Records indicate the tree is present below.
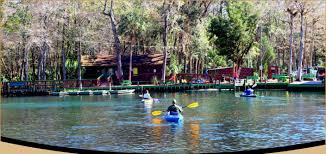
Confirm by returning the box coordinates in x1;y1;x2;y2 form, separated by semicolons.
161;0;170;83
118;1;149;81
166;54;182;82
285;3;298;78
295;1;308;81
3;3;32;81
103;0;123;82
208;1;259;79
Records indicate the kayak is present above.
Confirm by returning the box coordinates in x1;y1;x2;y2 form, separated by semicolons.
141;99;154;104
110;89;135;94
163;112;183;123
141;98;159;103
240;94;257;97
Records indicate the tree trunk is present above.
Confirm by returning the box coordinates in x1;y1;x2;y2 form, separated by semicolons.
22;36;28;81
288;14;295;77
31;46;36;80
303;20;308;69
282;48;285;68
184;54;187;73
195;58;198;74
293;45;297;71
259;26;263;82
56;34;60;80
77;40;81;88
173;32;178;55
310;22;315;67
189;54;192;74
104;0;123;82
128;34;133;81
296;11;305;81
38;47;43;80
178;33;184;73
41;42;48;80
75;9;82;89
162;0;170;83
62;12;67;81
276;37;281;67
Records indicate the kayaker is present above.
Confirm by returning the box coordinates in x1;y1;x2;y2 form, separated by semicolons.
244;87;254;95
143;90;152;99
166;99;183;115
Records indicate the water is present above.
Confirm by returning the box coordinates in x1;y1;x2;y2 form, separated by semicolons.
1;91;325;153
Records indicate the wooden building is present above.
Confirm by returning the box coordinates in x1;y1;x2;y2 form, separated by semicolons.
208;67;254;81
81;54;169;84
268;66;281;79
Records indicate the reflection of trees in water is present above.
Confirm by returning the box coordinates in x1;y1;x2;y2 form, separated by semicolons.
188;121;200;151
151;118;162;144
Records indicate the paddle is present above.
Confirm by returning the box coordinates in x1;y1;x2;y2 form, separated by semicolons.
252;83;257;88
151;102;199;116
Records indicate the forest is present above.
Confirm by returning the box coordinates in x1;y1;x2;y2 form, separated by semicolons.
0;0;325;82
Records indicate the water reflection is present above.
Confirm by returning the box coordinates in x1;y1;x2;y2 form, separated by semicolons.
170;122;183;134
144;102;152;121
151;118;162;144
189;121;200;151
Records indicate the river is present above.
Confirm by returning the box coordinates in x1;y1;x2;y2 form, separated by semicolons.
1;90;325;153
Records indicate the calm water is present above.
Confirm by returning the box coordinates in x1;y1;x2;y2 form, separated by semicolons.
1;90;325;153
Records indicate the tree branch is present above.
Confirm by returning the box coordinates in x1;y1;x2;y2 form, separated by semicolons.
103;0;109;16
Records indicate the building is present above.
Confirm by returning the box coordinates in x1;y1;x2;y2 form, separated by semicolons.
208;67;254;81
268;66;281;79
81;54;169;84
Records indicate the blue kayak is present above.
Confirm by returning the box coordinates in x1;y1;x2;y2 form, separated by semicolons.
164;112;183;123
240;94;257;97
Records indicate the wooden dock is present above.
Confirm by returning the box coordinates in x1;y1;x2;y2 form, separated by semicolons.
1;80;236;96
1;79;324;96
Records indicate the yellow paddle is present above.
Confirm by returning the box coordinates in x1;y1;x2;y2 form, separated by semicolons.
151;102;199;116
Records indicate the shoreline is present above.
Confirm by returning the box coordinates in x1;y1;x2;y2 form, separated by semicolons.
1;81;324;97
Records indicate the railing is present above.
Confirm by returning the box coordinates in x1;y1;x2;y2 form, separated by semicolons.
1;79;98;95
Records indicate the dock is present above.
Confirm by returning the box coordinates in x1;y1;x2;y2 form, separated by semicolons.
1;79;324;96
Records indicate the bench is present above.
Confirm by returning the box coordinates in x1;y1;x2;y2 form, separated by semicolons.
302;73;315;81
272;74;289;82
121;80;132;86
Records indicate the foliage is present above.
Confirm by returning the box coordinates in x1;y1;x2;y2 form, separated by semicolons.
207;49;227;68
151;75;158;85
0;0;325;82
261;36;276;68
208;1;259;66
166;54;182;76
118;3;149;39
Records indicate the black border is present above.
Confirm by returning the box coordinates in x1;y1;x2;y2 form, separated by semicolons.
1;136;325;154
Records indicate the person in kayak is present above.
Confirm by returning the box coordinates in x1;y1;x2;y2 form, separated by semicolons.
166;99;183;115
143;90;152;99
243;86;254;95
